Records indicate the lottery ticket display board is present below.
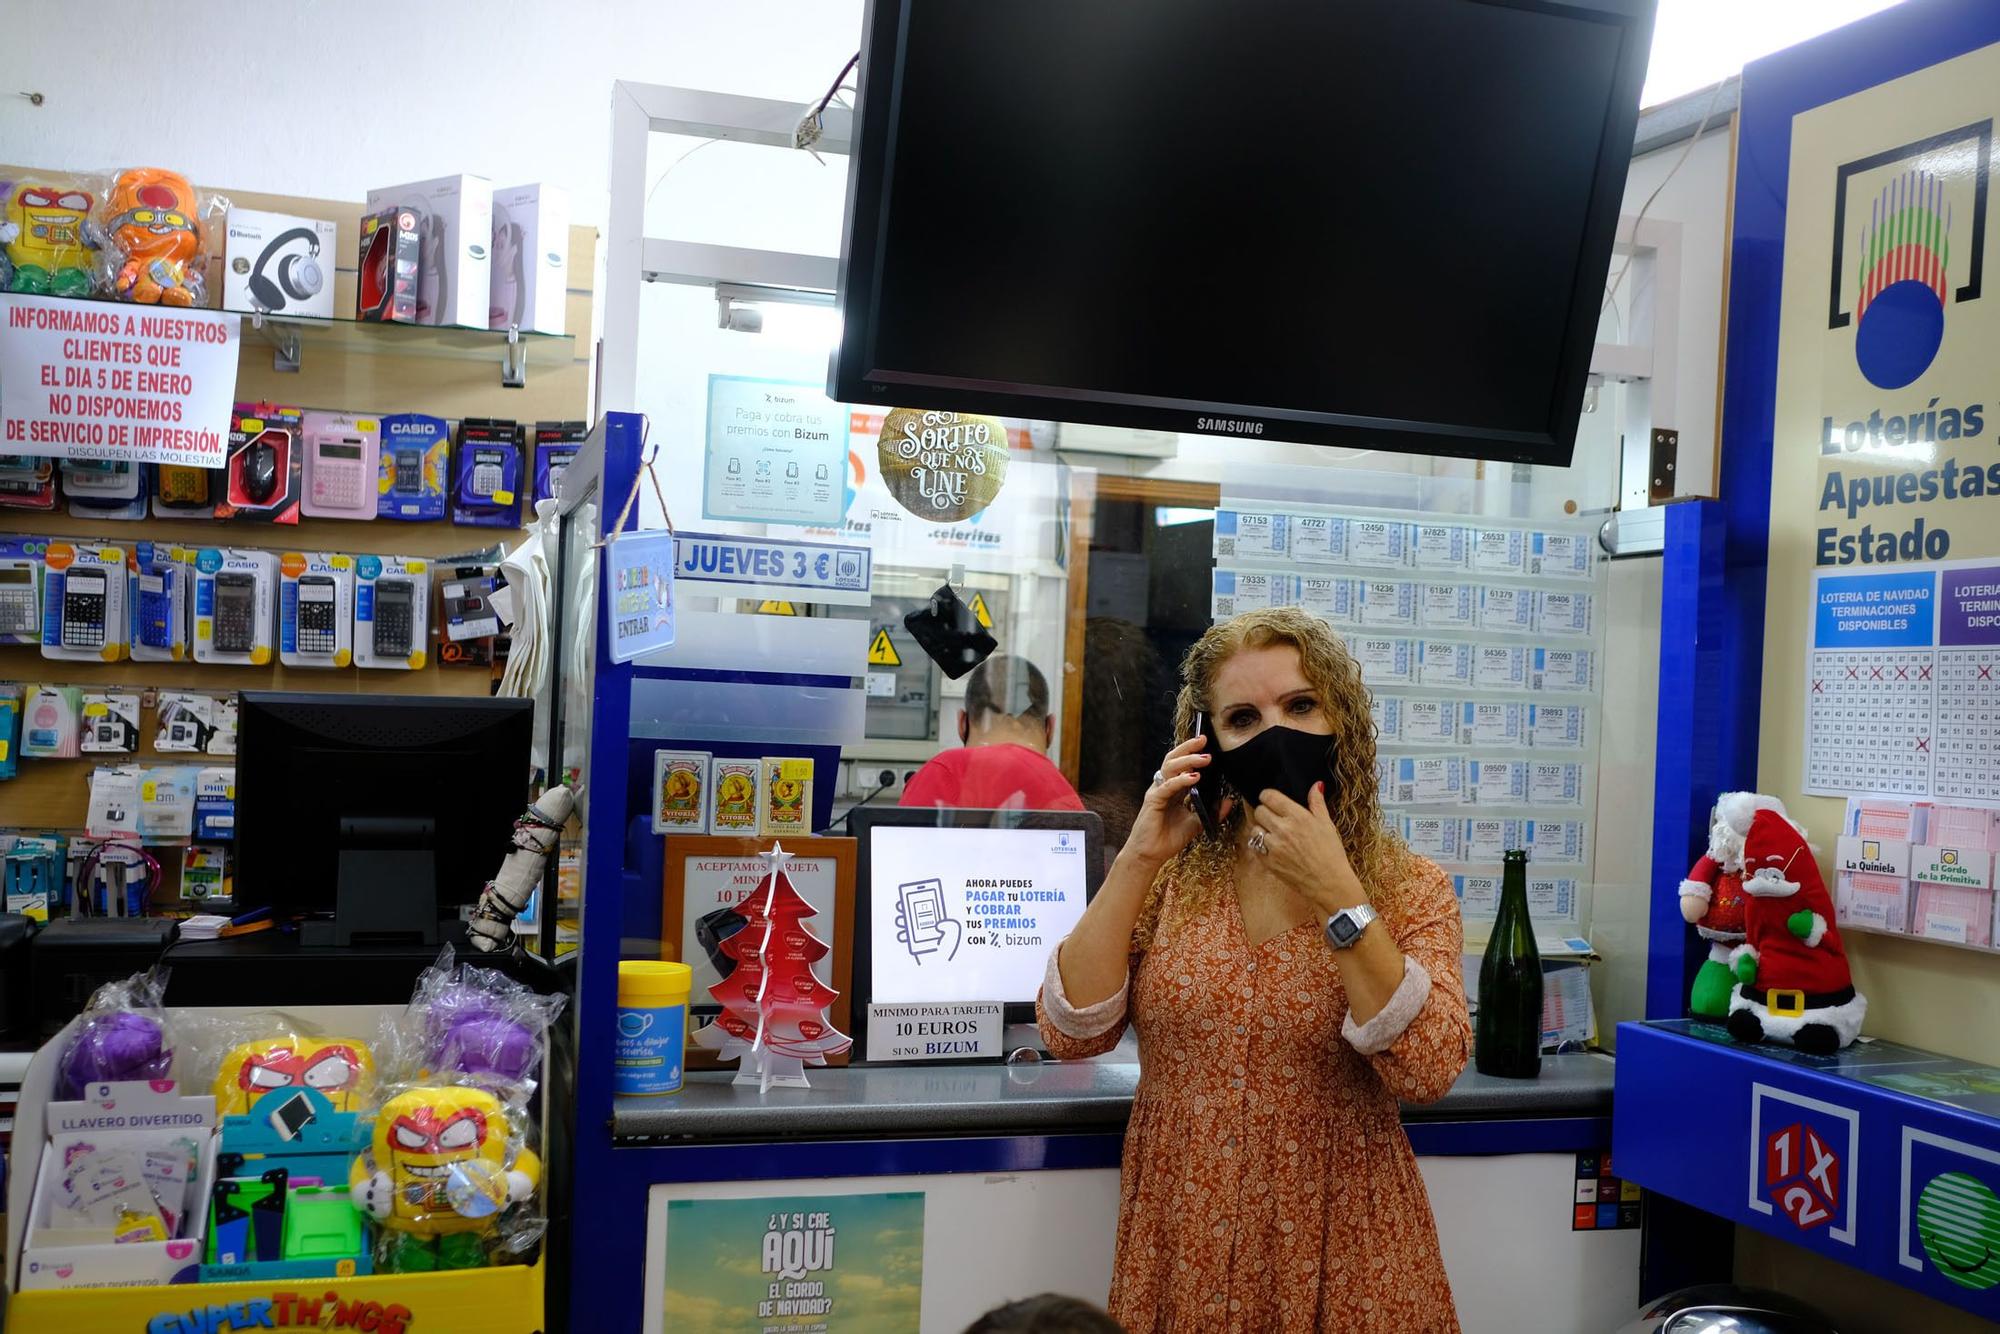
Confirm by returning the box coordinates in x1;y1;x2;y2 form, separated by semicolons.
1806;559;2000;798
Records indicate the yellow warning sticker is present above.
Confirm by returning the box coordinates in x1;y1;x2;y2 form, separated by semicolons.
969;591;993;629
867;628;902;667
757;600;797;615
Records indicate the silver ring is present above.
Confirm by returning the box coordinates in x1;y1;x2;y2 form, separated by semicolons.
1152;769;1165;784
1248;830;1269;855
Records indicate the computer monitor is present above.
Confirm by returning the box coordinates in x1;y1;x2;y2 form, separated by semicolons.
848;806;1102;1060
235;691;533;946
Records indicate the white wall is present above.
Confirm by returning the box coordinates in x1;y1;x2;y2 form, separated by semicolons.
0;0;865;228
1614;124;1735;496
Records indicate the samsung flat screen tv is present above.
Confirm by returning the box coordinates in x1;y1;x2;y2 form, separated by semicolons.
829;0;1657;467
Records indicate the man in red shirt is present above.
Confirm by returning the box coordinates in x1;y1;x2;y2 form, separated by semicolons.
899;655;1084;812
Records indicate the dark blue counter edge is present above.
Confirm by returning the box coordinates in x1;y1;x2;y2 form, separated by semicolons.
609;1115;1614;1184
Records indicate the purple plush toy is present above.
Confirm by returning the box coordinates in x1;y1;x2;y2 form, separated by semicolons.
58;1002;171;1099
434;996;538;1085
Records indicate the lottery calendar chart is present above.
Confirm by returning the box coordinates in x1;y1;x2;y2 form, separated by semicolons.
1806;562;2000;799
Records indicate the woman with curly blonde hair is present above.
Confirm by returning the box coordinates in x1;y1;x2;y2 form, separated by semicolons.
1040;607;1470;1333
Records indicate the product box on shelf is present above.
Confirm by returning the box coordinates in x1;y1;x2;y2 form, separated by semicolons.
354;555;430;670
218;403;302;524
364;174;493;327
192;548;278;666
193;767;235;842
128;541;191;663
356;207;420;323
377;413;450;520
489;183;569;335
451;418;524;527
299;410;382;521
18;1080;219;1292
222;209;337;319
20;685;82;758
653;749;712;834
707;757;763;835
531;420;586;506
40;541;129;663
278;551;356;668
759;756;813;836
78;692;140;754
0;535;48;645
437;563;502;669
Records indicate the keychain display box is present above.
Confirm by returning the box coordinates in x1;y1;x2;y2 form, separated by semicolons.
19;1081;219;1292
217;403;302;524
128;541;191;663
40;542;129;663
354;555;431;670
192;548;278;666
278;551;356;668
451;418;524;528
377;413;450;520
299;410;382;521
0;536;47;646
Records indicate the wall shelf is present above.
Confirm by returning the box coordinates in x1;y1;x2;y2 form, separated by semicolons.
246;310;572;388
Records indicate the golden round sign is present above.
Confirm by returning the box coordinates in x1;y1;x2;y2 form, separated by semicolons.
875;408;1010;522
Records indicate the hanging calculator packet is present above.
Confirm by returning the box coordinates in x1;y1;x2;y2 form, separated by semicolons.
530;420;586;506
376;413;450;521
278;551;357;669
0;536;48;646
451;418;525;528
127;541;193;663
0;454;57;511
192;547;277;666
298;409;382;522
354;554;430;670
61;457;146;522
152;459;220;517
217;402;303;524
40;541;129;663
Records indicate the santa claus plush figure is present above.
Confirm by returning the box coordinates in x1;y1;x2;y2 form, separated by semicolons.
1677;791;1771;1017
1725;801;1867;1054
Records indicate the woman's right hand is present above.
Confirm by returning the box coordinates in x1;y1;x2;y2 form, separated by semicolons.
1121;736;1221;867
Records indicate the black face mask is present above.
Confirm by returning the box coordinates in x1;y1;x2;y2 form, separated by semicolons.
1212;723;1338;809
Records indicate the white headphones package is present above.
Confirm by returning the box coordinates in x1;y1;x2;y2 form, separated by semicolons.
222;209;337;319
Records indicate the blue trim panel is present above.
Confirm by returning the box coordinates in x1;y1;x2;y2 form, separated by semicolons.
1402;1116;1611;1157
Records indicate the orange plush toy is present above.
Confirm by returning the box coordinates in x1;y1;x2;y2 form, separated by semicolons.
102;168;205;306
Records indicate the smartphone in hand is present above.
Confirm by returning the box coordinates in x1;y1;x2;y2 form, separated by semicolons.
1188;712;1224;839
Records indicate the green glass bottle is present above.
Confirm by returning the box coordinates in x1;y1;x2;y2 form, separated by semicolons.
1476;848;1543;1079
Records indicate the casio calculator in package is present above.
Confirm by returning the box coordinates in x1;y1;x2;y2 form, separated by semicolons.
377;414;448;520
372;577;415;657
300;411;382;520
296;576;339;654
212;572;259;653
450;418;523;527
60;567;109;649
0;558;41;642
394;447;425;494
154;464;215;514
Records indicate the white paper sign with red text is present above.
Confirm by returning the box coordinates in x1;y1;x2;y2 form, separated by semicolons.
0;294;239;467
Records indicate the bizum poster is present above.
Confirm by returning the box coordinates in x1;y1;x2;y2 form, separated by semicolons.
1762;39;2000;805
659;1192;924;1334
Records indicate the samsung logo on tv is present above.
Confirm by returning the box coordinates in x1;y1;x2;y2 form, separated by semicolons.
1196;416;1263;435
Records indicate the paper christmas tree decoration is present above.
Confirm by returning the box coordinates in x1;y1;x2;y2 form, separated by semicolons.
693;844;852;1090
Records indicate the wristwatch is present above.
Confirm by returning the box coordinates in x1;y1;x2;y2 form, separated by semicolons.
1324;904;1377;950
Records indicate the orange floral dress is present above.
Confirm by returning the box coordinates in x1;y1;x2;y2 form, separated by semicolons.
1038;848;1470;1333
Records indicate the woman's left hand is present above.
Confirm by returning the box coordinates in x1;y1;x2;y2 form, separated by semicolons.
1251;783;1366;915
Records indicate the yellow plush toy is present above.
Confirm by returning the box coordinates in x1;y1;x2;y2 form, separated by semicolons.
213;1037;375;1115
350;1085;541;1272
